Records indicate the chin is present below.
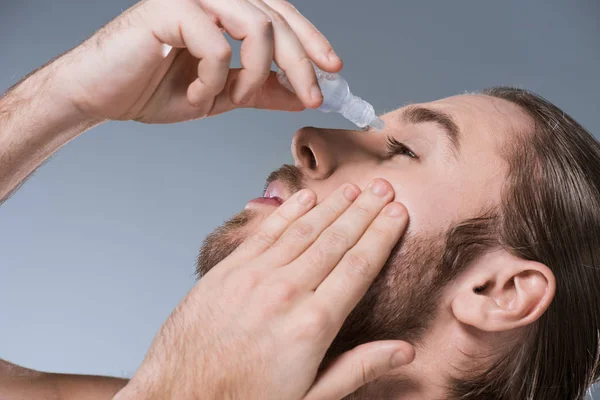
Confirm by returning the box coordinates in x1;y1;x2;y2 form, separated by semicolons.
196;208;270;279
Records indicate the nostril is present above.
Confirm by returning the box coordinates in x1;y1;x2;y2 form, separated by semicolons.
300;145;317;170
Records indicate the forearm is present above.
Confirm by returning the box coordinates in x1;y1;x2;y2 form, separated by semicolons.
0;359;127;400
51;373;128;400
0;55;103;203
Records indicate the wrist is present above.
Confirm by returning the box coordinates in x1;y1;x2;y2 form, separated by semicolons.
2;54;104;143
31;53;105;133
0;54;104;201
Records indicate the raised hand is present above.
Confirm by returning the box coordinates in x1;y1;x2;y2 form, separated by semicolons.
115;179;414;400
58;0;343;123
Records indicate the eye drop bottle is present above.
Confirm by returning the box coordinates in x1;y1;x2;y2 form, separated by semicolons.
276;64;385;131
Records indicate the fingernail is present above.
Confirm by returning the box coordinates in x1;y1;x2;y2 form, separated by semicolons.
391;351;408;368
297;190;314;205
369;179;390;197
310;84;322;101
328;49;341;63
385;203;405;217
343;185;360;201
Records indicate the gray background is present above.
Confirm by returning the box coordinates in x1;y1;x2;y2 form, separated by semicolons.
1;0;599;397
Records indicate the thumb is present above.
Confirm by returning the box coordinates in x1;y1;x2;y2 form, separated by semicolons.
303;341;415;400
208;69;306;116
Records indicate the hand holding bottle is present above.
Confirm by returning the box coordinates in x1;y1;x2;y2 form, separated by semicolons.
57;0;343;124
277;63;385;130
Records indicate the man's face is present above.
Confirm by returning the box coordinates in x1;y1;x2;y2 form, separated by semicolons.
196;94;529;364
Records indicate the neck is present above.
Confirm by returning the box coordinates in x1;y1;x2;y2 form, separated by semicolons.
348;307;498;399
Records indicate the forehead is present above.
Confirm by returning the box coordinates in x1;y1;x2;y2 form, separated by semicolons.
397;93;531;151
383;94;532;222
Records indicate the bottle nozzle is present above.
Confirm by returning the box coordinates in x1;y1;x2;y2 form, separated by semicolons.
368;117;385;131
339;94;382;130
277;64;384;131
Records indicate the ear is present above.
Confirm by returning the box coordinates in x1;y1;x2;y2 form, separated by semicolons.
450;250;556;332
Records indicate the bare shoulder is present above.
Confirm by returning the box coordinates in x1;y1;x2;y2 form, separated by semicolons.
0;358;128;400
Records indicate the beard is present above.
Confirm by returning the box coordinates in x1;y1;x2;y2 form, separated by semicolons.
195;209;252;278
195;165;470;397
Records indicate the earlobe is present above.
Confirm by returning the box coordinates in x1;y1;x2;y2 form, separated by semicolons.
450;251;556;333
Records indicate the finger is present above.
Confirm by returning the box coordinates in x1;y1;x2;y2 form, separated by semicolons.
150;2;231;109
208;69;305;116
304;341;415;400
171;3;232;107
315;202;408;319
196;0;275;106
246;0;323;109
281;179;394;289
254;183;360;269
227;189;317;265
261;0;343;73
224;7;274;105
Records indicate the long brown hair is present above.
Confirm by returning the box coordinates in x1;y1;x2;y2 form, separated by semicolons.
449;87;600;399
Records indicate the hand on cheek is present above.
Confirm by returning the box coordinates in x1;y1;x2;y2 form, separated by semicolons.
115;179;414;400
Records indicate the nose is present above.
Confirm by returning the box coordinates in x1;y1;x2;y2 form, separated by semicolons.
291;127;337;180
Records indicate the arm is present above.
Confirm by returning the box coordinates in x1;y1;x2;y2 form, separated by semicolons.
0;56;102;203
2;0;378;398
0;358;127;400
1;0;340;204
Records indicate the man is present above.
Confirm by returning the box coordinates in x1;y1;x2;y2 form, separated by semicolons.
1;0;599;399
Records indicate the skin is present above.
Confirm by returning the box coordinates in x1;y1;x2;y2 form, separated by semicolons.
0;0;557;398
1;0;410;398
195;94;558;399
239;94;514;246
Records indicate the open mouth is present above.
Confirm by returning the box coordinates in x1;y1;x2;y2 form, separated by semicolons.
262;179;288;205
245;179;290;209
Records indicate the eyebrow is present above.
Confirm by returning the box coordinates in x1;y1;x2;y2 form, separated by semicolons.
399;105;461;152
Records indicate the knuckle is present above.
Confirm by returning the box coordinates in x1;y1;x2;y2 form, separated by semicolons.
370;225;388;239
251;230;277;247
345;252;373;278
253;13;274;32
296;306;331;339
209;43;232;62
354;203;372;218
268;10;287;26
235;268;262;293
277;206;297;224
256;12;273;27
306;27;328;44
320;201;341;218
279;0;299;14
323;229;350;250
279;53;311;72
359;361;379;384
231;96;245;106
303;245;326;269
231;91;255;106
297;54;313;68
266;280;297;305
291;221;314;240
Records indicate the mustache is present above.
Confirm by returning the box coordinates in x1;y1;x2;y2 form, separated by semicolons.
264;164;306;197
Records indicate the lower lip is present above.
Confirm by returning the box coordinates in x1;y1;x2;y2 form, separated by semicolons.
245;197;283;208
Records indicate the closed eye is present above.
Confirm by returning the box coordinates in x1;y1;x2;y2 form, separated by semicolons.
386;136;419;159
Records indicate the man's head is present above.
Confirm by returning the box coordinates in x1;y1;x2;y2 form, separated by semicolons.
196;88;600;399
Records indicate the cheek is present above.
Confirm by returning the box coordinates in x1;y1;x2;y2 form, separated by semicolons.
310;175;374;204
392;181;467;235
